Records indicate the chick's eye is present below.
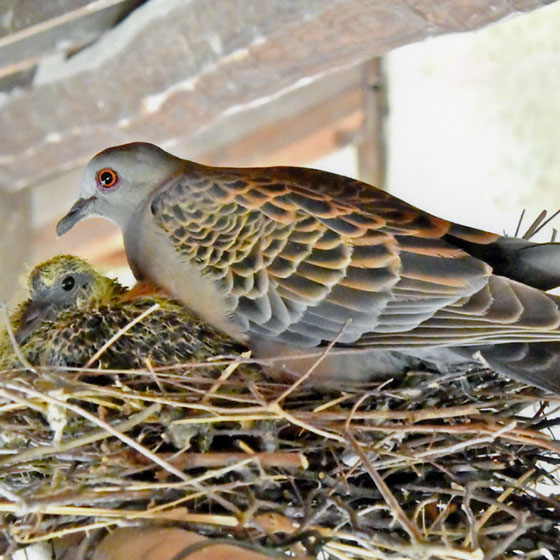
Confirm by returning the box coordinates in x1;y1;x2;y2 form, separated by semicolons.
61;275;75;291
97;168;118;188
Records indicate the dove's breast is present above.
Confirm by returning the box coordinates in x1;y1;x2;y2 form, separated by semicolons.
123;207;248;342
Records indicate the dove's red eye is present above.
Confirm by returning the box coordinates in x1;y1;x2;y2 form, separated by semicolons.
97;168;118;189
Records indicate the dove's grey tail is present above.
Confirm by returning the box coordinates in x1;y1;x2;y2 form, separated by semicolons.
440;231;560;393
477;342;560;395
472;291;560;395
445;233;560;291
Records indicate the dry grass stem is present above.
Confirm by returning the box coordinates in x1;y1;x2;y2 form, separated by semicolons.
0;341;559;559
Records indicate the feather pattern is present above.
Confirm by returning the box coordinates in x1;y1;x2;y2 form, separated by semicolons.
151;163;560;348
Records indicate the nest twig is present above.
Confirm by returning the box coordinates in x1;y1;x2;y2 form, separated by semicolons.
0;354;558;559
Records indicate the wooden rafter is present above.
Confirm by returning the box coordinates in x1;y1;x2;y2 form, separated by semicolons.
1;0;552;191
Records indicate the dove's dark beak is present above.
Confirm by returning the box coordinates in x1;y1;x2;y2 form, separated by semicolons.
56;196;96;236
15;301;55;344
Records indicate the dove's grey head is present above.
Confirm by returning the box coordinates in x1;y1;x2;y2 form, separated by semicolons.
56;142;184;236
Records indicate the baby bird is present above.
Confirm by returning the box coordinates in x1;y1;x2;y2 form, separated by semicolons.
0;255;244;370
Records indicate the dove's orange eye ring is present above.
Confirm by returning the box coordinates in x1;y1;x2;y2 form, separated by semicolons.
97;168;118;189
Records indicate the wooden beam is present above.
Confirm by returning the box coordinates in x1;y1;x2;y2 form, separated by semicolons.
203;88;363;167
0;188;32;302
357;58;388;188
0;1;145;79
34;217;123;266
0;1;118;40
174;66;363;165
0;0;551;191
242;111;362;168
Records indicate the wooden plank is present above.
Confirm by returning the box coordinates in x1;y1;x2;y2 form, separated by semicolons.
0;0;552;191
203;89;363;167
240;111;362;168
0;188;32;302
34;217;123;265
357;58;388;188
0;0;131;42
173;66;363;164
0;0;145;79
0;66;35;93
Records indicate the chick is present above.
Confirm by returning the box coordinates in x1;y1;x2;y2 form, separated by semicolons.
0;255;244;370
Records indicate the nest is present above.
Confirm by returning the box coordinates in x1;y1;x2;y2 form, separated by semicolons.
0;351;559;560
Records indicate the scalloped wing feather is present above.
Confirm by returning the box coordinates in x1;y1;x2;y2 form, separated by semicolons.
150;164;560;349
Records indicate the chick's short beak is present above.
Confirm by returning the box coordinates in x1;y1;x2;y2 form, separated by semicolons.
56;196;96;236
15;301;55;344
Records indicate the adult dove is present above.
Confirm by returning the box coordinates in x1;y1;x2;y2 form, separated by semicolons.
0;255;243;370
57;143;560;392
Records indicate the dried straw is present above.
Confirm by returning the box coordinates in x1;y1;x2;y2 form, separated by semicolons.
0;354;558;559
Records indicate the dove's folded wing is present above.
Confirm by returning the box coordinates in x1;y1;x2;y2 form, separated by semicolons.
147;166;560;350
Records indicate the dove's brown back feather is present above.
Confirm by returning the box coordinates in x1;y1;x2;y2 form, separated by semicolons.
150;163;560;352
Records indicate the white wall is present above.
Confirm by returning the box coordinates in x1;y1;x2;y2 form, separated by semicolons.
385;2;560;241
